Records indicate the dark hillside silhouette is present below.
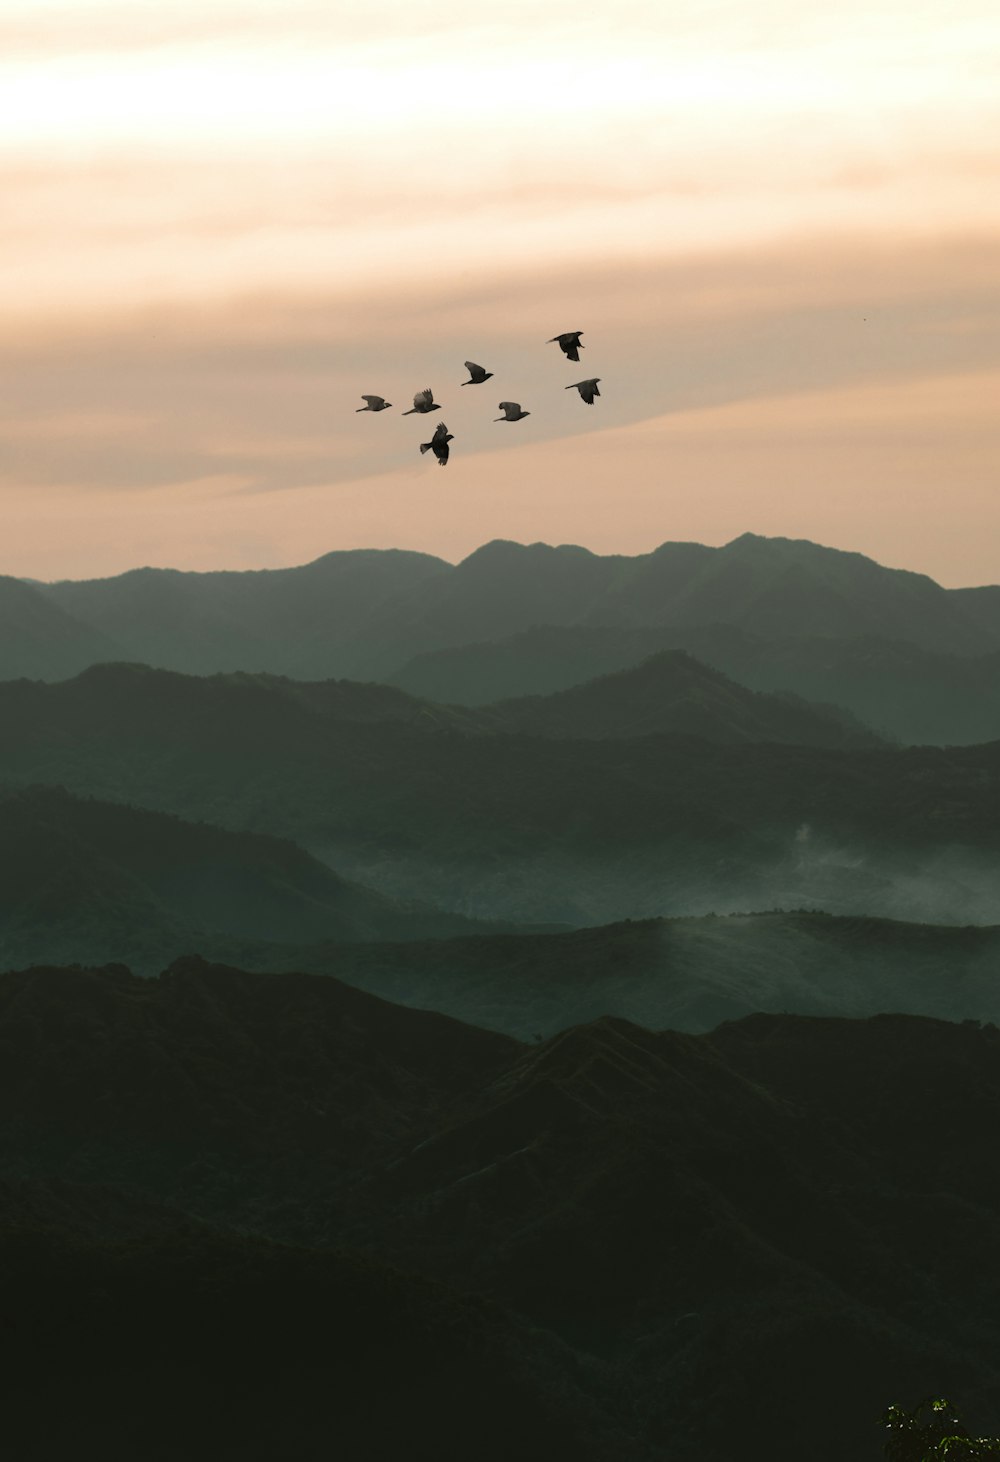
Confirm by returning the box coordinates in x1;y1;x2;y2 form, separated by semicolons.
0;1219;615;1462
3;962;1000;1462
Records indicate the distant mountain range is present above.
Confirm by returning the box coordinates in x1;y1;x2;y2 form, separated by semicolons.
6;534;999;687
1;663;997;925
4;960;1000;1461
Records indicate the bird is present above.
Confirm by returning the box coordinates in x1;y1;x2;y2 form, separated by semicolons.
402;387;440;415
567;378;601;404
548;331;584;362
355;394;392;412
461;361;493;385
420;420;453;465
495;402;530;422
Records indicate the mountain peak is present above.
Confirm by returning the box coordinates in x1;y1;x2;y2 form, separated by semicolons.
457;539;598;570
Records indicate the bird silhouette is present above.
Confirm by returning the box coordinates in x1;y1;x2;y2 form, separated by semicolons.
420;420;453;465
355;394;392;412
461;361;493;385
567;378;601;404
548;331;584;362
495;402;530;422
403;387;441;415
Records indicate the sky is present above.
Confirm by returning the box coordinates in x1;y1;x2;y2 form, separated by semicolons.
2;0;998;585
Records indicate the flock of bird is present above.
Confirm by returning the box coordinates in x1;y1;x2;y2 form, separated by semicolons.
355;330;601;466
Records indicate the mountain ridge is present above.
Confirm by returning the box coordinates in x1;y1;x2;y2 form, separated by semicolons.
8;533;995;684
389;623;1000;744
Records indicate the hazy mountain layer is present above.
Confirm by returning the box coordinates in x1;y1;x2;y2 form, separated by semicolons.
5;790;998;1032
391;623;1000;746
35;546;448;678
217;911;1000;1039
1;666;997;924
0;575;120;681
484;650;882;747
14;533;998;684
0;785;503;971
4;960;1000;1462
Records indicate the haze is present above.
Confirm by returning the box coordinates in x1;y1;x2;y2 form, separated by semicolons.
2;0;998;584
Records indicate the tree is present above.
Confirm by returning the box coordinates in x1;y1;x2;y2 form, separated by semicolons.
884;1398;1000;1462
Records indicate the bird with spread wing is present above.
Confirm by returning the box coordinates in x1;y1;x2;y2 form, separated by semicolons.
567;378;601;404
495;402;530;422
461;362;493;385
419;420;453;465
402;387;441;415
355;394;392;412
548;331;584;362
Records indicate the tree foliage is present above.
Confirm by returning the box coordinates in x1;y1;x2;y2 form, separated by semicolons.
884;1399;1000;1462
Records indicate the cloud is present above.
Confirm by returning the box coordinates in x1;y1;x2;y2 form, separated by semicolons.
1;0;997;582
1;230;997;496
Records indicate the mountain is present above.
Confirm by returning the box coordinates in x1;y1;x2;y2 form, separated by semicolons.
1;666;998;924
389;624;1000;746
0;785;501;972
0;575;121;680
485;650;883;748
348;533;1000;675
1;1213;616;1462
950;583;1000;643
4;959;1000;1461
36;546;449;678
6;794;999;1032
0;653;881;758
388;623;689;703
13;534;998;684
230;911;1000;1039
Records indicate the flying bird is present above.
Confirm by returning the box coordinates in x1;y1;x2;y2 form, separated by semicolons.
355;394;392;412
420;420;453;466
548;331;584;362
402;387;441;415
495;402;530;422
567;378;601;404
461;361;493;385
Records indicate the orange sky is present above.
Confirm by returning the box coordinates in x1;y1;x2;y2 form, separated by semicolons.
2;0;999;584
